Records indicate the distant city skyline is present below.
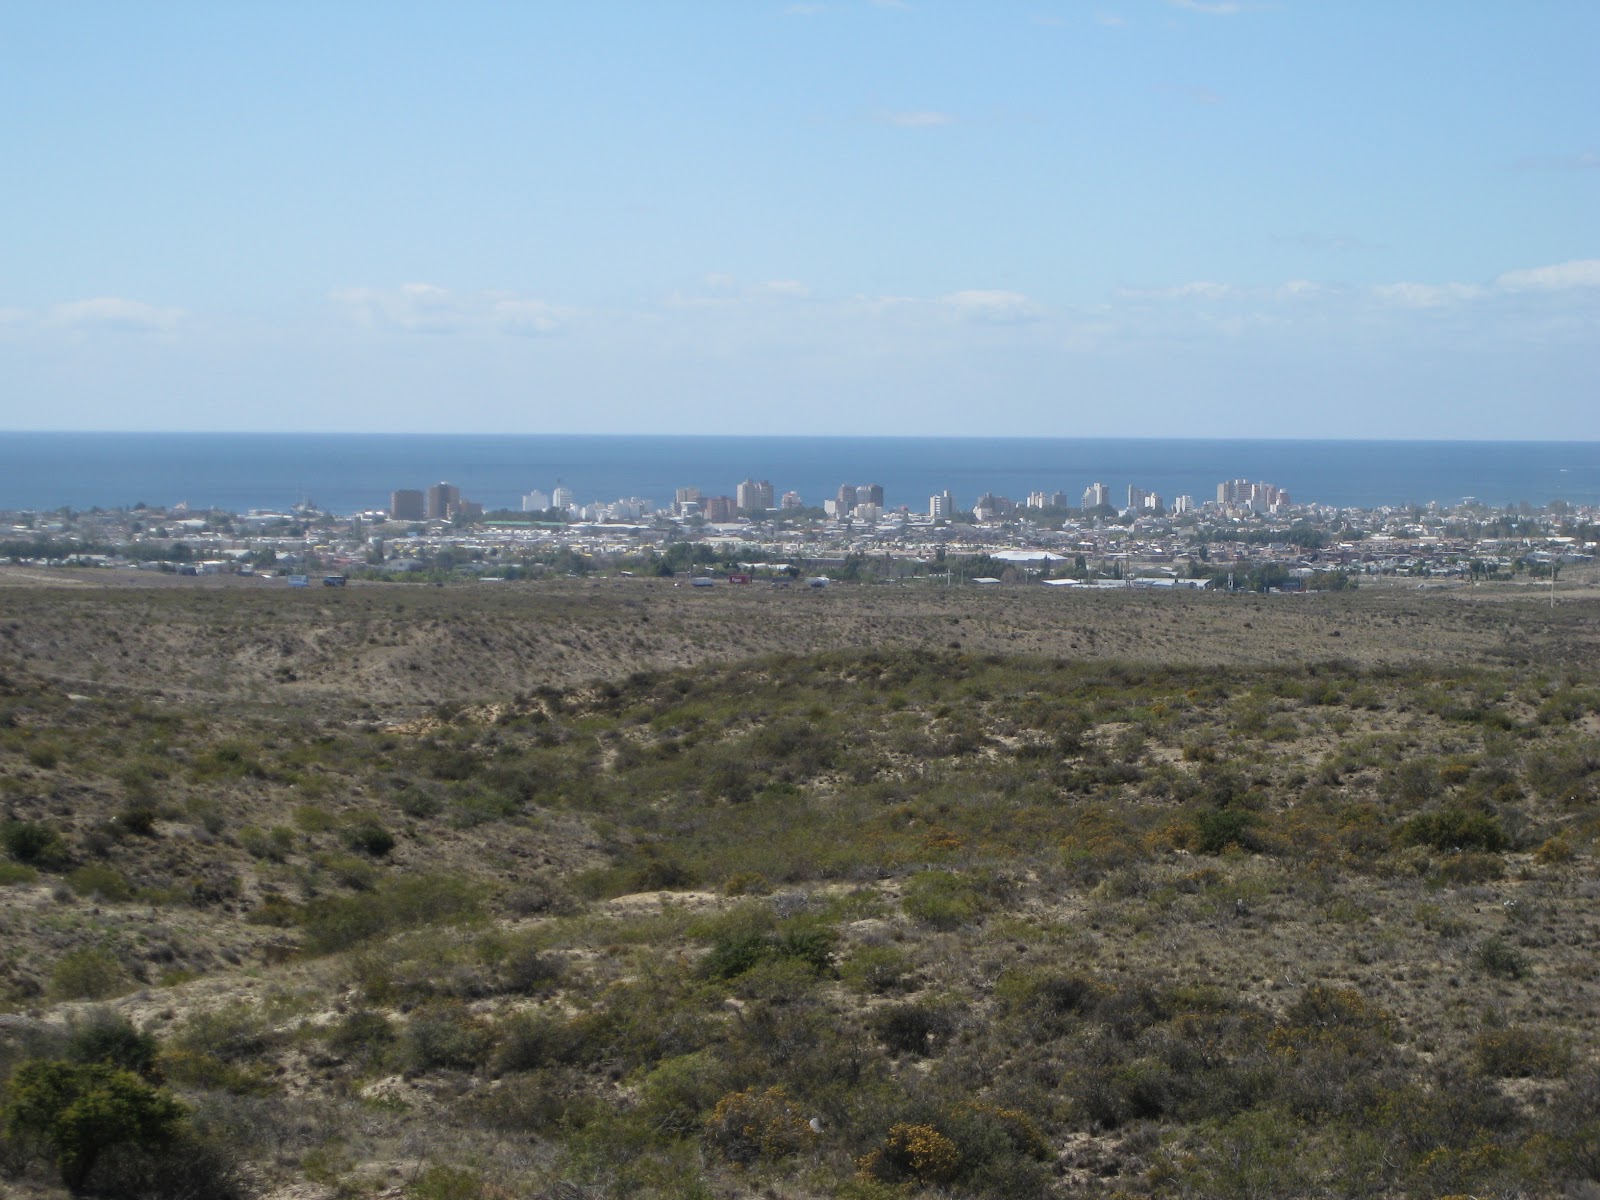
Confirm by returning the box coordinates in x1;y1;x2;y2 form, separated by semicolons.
2;2;1596;439
3;432;1598;515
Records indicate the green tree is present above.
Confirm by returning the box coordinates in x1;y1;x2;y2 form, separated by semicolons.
4;1060;185;1192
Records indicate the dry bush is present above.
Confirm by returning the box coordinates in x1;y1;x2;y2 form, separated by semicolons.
702;1086;813;1165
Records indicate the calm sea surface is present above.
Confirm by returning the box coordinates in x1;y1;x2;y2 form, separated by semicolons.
1;433;1597;513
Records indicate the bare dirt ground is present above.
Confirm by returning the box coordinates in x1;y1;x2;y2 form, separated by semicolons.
3;569;1596;713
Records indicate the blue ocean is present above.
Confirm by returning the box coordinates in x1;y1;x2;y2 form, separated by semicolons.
0;433;1597;514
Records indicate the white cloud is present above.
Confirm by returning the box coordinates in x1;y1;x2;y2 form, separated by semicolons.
1168;0;1246;14
491;298;564;336
942;289;1037;322
666;277;811;309
52;297;185;332
333;282;463;333
1371;282;1484;309
333;283;570;335
1117;281;1236;301
1495;259;1600;292
876;109;954;127
1094;11;1126;26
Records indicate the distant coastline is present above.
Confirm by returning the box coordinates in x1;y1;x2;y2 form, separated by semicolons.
2;432;1598;514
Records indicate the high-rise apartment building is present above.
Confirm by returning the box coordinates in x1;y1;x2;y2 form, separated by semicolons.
426;482;460;520
780;491;803;510
702;495;736;522
836;484;858;513
1217;480;1287;513
521;489;551;513
858;483;884;508
390;489;425;521
551;486;575;511
929;490;954;519
1081;482;1109;509
736;479;775;513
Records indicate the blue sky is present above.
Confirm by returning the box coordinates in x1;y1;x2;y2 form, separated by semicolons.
2;1;1596;438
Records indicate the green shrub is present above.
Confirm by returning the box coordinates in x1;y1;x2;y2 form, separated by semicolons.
468;1069;602;1134
496;944;566;994
156;1050;271;1096
1473;1027;1573;1077
171;1001;281;1063
236;824;294;862
67;864;133;903
492;1012;578;1074
315;851;378;890
1434;851;1505;885
114;805;157;837
722;870;770;897
636;1052;731;1137
300;873;483;954
325;1010;396;1069
872;1001;956;1056
292;804;337;832
0;861;38;886
340;817;395;858
2;1060;185;1192
2;820;71;869
395;788;442;819
1401;808;1508;852
408;1163;485;1200
48;947;132;1001
629;855;698;892
699;916;837;981
398;1004;493;1073
841;945;914;994
1194;808;1259;854
502;875;578;916
1474;935;1529;980
64;1008;159;1077
244;894;301;926
25;741;61;769
903;870;992;930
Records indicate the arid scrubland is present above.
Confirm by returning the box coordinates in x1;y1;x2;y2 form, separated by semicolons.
1;574;1599;1199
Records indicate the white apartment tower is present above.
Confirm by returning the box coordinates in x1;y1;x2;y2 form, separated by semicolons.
736;479;775;513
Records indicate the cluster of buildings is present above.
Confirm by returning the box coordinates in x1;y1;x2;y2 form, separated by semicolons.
491;479;881;525
5;486;1596;592
1217;479;1292;514
390;482;484;523
455;473;1287;529
948;480;1285;522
